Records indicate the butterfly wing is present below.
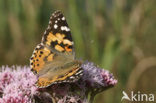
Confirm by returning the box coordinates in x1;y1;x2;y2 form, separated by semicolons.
30;43;54;74
36;52;82;87
30;11;83;88
42;10;74;54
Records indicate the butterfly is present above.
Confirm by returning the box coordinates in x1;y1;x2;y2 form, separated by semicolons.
30;10;83;88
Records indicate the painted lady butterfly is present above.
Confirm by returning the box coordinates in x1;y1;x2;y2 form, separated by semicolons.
30;11;83;88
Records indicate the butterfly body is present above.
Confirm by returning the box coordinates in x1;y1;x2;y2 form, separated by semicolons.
30;11;83;88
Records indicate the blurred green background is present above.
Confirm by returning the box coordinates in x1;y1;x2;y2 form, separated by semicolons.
0;0;156;103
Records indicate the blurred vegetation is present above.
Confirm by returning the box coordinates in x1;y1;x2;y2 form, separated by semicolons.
0;0;156;103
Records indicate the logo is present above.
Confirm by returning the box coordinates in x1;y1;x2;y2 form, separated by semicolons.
121;91;155;102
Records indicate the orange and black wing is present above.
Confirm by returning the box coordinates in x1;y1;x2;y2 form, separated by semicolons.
30;43;54;74
41;10;74;53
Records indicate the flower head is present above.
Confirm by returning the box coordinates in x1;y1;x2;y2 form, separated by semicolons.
58;95;80;103
0;66;38;103
80;61;117;88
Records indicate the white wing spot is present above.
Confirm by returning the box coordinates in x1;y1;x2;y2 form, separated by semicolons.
54;24;58;29
40;43;44;45
36;45;40;49
49;21;52;24
55;20;58;23
62;17;65;20
69;76;75;79
61;26;70;31
75;70;82;75
80;73;83;76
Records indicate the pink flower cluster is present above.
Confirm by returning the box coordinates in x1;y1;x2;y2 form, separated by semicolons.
81;62;117;88
0;61;117;103
0;66;38;103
